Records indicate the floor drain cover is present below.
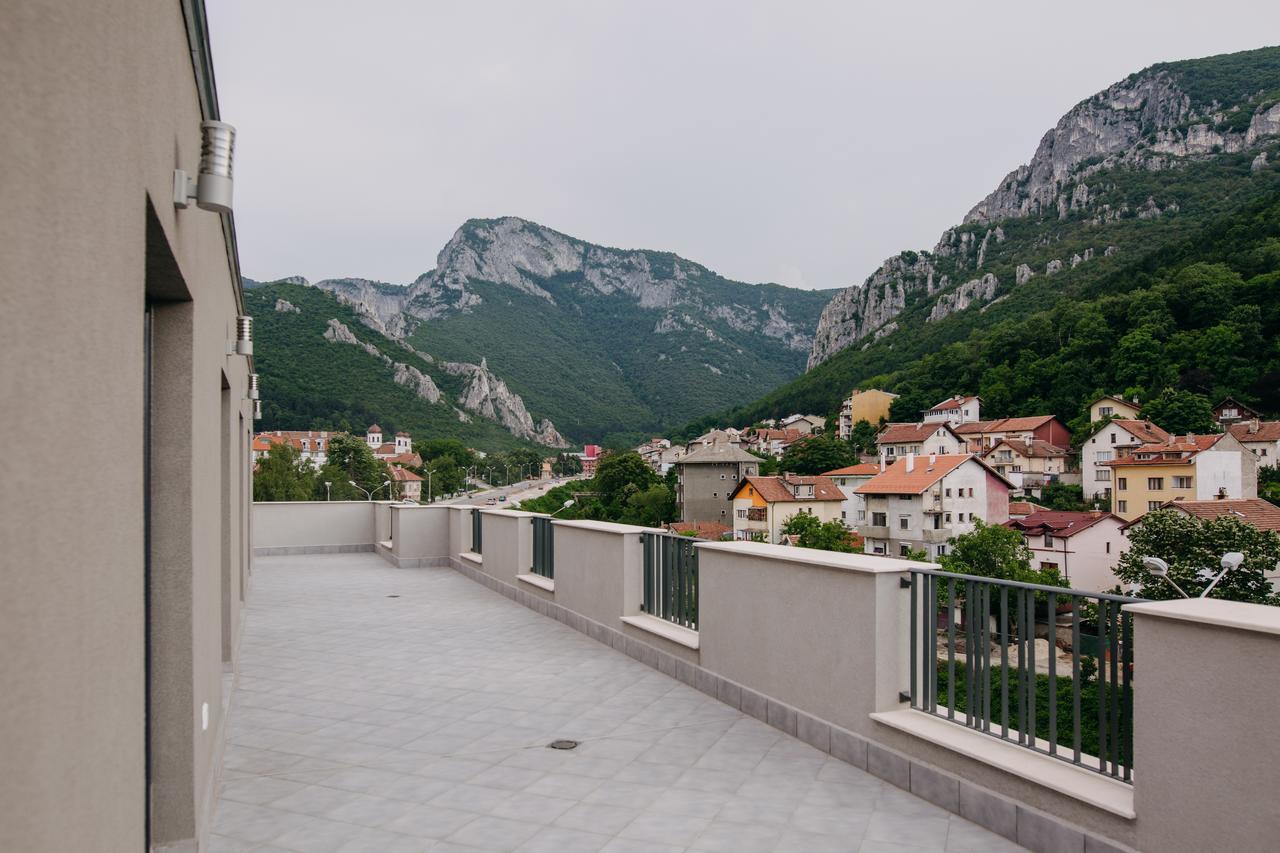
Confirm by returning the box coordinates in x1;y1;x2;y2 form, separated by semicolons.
386;594;400;598
547;739;579;750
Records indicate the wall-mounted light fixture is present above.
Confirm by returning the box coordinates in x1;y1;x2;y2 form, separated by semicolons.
249;373;260;400
173;121;237;213
231;315;253;356
253;399;262;420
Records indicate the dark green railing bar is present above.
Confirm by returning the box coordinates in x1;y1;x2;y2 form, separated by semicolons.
531;516;554;579
471;509;483;555
640;532;698;630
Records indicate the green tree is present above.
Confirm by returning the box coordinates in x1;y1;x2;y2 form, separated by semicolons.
781;513;861;553
1039;483;1086;511
552;453;583;476
623;483;677;527
1112;510;1280;604
253;442;316;501
1136;388;1217;435
318;433;391;499
1260;467;1280;508
779;435;860;475
594;451;657;506
940;520;1061;585
748;449;780;475
849;419;879;457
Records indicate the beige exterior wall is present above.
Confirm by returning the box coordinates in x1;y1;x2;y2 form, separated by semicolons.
1;2;252;850
1089;398;1141;422
252;501;376;550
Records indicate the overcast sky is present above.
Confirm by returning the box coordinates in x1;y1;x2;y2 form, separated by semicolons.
209;2;1279;290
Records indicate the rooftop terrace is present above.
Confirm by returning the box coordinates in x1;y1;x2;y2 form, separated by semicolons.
233;501;1280;853
213;553;1018;852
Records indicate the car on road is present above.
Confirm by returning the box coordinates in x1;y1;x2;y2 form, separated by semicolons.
498;495;507;502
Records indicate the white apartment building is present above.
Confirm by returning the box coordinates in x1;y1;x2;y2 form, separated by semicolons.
921;395;981;426
876;422;964;462
1228;420;1280;469
856;454;1012;560
822;462;882;527
1006;510;1128;592
1080;419;1170;501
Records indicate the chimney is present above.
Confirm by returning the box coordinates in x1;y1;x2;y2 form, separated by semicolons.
906;453;916;473
1249;418;1260;434
880;457;886;473
928;452;937;466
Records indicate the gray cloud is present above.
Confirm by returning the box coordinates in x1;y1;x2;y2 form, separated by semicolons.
208;1;1280;290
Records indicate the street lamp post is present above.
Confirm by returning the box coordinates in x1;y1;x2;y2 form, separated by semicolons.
324;481;331;501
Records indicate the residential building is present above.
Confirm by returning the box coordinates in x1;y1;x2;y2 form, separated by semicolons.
1214;396;1261;425
855;454;1012;559
729;474;845;543
952;415;1072;454
1227;419;1280;468
876;422;964;462
1088;394;1143;422
780;413;826;435
1080;419;1170;501
823;462;882;527
982;438;1075;492
252;429;333;468
690;427;744;448
578;444;603;477
675;443;761;524
1154;497;1280;532
922;395;982;425
389;465;423;501
1005;510;1128;592
747;427;804;458
2;3;253;848
838;388;899;439
1104;432;1258;522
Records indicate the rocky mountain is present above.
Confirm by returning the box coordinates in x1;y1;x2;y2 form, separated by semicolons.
807;45;1280;371
249;218;833;446
688;45;1280;435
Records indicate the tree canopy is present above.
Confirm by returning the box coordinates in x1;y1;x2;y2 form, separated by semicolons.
778;435;861;476
939;519;1062;586
781;513;861;553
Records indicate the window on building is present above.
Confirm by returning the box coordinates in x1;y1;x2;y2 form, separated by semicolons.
944;488;952;497
957;512;966;522
1148;501;1162;511
1099;406;1113;417
1041;561;1059;572
1096;470;1111;481
1096;451;1112;462
1173;476;1192;489
898;515;910;530
967;488;974;497
1044;533;1054;548
944;512;952;523
1012;465;1022;473
900;544;911;557
737;509;746;518
935;544;947;557
1147;477;1164;490
1118;500;1128;512
872;512;887;526
1110;433;1117;444
1106;541;1111;554
857;510;866;522
1118;478;1127;490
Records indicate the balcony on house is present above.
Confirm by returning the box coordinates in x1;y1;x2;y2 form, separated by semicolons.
234;501;1280;853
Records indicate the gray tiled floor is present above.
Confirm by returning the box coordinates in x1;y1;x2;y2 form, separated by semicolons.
211;553;1024;853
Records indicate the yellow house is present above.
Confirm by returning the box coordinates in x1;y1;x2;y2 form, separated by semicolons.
1104;433;1257;522
730;474;845;543
1089;395;1142;423
839;388;898;439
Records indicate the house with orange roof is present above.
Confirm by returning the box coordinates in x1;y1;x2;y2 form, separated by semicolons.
1005;510;1128;592
1081;418;1171;501
1088;394;1143;423
252;430;334;469
951;414;1072;454
921;395;982;426
1227;419;1280;469
1103;432;1257;522
855;453;1012;559
982;438;1076;494
1148;497;1280;532
388;465;423;502
728;474;845;544
822;462;883;528
875;422;964;463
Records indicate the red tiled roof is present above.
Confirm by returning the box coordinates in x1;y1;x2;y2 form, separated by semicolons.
1228;421;1280;442
367;424;382;432
822;463;883;477
395;431;410;437
1090;395;1141;412
1008;500;1047;516
984;439;1069;459
954;415;1057;435
1111;419;1170;444
733;475;844;503
1159;498;1280;531
928;395;979;411
1006;510;1121;538
855;455;973;495
668;521;732;540
751;428;804;443
388;466;422;482
1104;434;1225;466
876;422;957;445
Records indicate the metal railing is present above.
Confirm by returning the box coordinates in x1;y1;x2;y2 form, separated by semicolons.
906;569;1143;782
641;532;699;630
531;516;554;579
471;509;483;555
